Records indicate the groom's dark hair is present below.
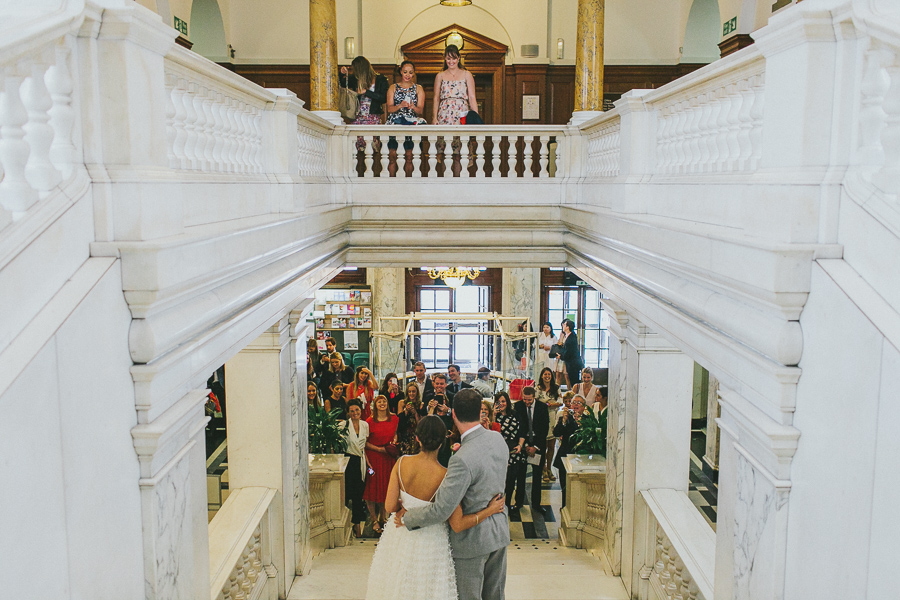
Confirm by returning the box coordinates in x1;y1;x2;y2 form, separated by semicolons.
452;389;482;423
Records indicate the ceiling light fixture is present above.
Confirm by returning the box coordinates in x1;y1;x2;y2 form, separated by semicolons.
440;0;472;6
427;267;480;288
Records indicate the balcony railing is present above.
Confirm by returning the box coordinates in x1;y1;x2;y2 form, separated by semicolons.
338;125;567;179
636;489;715;600
208;487;278;600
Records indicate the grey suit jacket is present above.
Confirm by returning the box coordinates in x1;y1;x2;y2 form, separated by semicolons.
403;426;510;558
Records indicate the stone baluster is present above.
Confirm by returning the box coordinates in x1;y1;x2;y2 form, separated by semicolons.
715;88;732;172
491;136;501;177
748;75;764;171
725;83;743;171
658;536;673;590
426;135;438;177
458;136;470;177
0;66;38;214
181;83;198;169
672;556;686;600
874;53;900;194
737;80;755;170
22;57;61;193
250;109;263;173
685;97;702;173
696;92;713;172
164;75;178;168
191;89;208;170
523;136;534;177
554;137;564;177
240;106;254;173
379;136;389;177
672;101;689;173
226;99;240;172
240;548;253;596
227;570;239;600
211;92;226;170
412;135;423;177
539;135;550;177
45;41;76;179
654;528;666;576
362;135;374;177
233;569;247;600
506;136;518;177
202;88;217;170
656;108;671;173
474;135;485;177
704;89;722;171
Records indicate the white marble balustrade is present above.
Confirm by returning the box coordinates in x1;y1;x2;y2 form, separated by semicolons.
209;487;278;600
297;122;328;178
341;125;566;179
0;34;77;230
308;454;352;557
583;114;621;178
165;45;274;174
559;455;607;553
636;489;715;600
645;50;765;176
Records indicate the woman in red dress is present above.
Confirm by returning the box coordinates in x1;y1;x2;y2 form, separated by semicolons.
364;395;399;533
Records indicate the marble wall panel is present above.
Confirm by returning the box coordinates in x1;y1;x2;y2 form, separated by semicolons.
147;454;193;600
732;451;788;600
605;329;626;576
293;324;312;573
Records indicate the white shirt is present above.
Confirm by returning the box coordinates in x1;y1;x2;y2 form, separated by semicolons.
460;425;480;442
343;419;370;479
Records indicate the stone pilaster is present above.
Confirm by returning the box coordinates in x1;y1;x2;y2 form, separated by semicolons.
604;303;629;576
572;0;605;122
367;268;406;378
289;303;314;575
703;375;720;480
308;0;340;123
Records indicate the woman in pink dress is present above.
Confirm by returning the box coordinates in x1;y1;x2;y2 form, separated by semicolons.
432;45;478;125
364;395;399;533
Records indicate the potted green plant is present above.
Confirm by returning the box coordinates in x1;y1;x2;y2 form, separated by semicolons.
308;406;348;470
567;408;607;472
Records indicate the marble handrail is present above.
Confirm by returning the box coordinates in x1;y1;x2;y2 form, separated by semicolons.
208;486;277;600
338;124;568;179
638;489;715;600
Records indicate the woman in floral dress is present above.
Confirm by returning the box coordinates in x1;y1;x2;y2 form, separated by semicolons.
432;45;478;125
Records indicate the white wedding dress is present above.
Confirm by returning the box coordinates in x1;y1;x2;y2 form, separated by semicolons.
364;463;458;600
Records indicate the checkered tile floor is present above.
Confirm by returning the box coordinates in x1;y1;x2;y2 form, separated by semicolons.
507;471;563;541
689;430;718;530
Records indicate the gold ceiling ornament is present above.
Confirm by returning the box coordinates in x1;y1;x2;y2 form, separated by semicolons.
427;267;480;288
440;0;472;7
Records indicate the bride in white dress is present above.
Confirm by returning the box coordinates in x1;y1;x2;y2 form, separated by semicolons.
365;415;505;600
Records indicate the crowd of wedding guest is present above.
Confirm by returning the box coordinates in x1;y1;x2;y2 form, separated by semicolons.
306;327;606;536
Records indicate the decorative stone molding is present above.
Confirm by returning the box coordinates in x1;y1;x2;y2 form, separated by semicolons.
559;455;607;553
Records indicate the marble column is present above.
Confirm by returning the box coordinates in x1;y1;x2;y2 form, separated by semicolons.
703;374;720;480
367;268;406;378
289;305;314;575
502;268;541;375
224;319;296;598
572;0;605;124
603;304;628;577
308;0;341;124
616;317;695;597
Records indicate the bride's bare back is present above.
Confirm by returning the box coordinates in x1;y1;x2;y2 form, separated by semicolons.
397;453;446;501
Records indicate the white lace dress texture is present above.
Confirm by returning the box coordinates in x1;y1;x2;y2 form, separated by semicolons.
364;490;458;600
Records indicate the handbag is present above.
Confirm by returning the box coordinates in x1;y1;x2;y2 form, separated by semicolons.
339;76;358;121
549;344;564;359
383;443;400;459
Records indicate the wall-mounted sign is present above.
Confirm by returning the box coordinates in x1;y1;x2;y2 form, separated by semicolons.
174;16;188;36
722;16;737;36
523;95;540;120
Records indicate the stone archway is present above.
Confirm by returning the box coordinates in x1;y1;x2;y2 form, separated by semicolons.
401;24;508;124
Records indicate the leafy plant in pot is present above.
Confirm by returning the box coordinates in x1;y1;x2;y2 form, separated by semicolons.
571;408;607;457
308;405;348;455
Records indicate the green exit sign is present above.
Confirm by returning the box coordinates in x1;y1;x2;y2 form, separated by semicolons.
174;16;188;36
722;16;737;36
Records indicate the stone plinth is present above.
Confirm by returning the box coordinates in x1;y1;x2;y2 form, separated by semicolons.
559;455;607;553
308;454;351;557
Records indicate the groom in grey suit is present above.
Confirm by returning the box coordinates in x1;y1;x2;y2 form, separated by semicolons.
398;389;510;600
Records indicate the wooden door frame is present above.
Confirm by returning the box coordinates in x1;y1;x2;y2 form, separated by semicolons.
401;24;507;124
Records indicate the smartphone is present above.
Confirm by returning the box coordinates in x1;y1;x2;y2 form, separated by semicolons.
367;467;375;476
390;378;398;386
